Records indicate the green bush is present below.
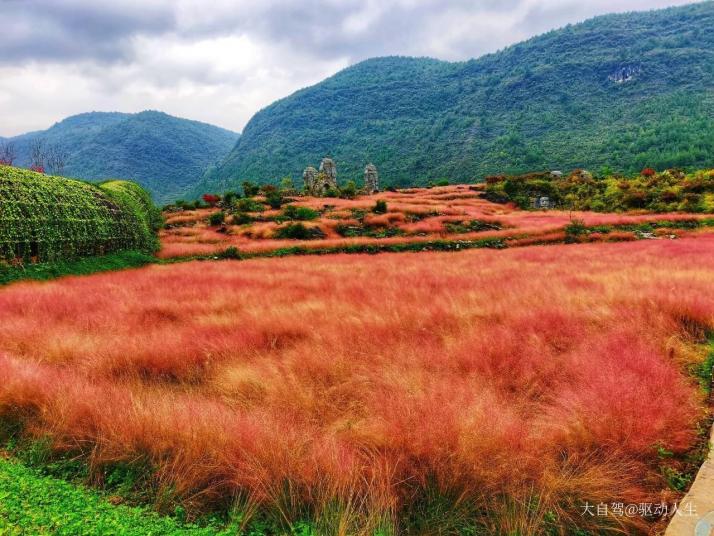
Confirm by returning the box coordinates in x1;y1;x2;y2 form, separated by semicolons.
340;181;358;199
372;200;388;214
564;219;588;243
265;191;283;209
242;181;260;197
486;168;714;213
222;191;238;206
231;212;253;225
274;223;325;240
236;198;264;212
219;247;242;260
282;205;319;221
0;167;160;263
208;212;225;226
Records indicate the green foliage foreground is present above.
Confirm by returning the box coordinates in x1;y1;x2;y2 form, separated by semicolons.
0;166;161;264
0;457;234;536
0;251;156;286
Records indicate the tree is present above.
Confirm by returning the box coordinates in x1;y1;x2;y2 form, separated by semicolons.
242;181;260;197
372;200;388;214
46;144;69;176
29;139;46;172
202;194;220;207
0;141;16;166
280;177;295;192
340;180;357;199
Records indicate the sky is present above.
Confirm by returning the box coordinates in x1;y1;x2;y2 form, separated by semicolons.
0;0;697;137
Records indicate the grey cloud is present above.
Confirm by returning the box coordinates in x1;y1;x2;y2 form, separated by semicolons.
0;0;175;64
0;0;699;137
0;0;696;67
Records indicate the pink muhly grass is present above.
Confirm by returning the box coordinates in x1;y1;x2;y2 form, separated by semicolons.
1;236;713;532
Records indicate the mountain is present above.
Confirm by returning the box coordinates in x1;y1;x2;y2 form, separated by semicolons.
196;1;714;194
4;111;239;203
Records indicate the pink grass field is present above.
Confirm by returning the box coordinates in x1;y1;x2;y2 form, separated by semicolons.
1;235;714;533
158;185;711;259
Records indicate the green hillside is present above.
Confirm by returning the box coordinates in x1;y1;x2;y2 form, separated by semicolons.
197;1;714;194
5;112;239;203
0;166;160;263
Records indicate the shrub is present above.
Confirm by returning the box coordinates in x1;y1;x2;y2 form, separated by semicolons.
564;218;588;243
242;181;260;197
202;194;220;207
280;177;295;193
219;246;241;259
372;200;388;214
274;223;325;240
282;205;319;221
223;191;238;206
324;187;340;198
340;181;358;199
0;167;159;263
486;167;714;214
265;191;284;209
237;198;264;212
231;212;253;225
209;211;225;226
435;179;450;187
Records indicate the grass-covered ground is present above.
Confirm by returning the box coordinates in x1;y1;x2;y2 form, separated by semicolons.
159;185;714;260
0;251;155;286
1;237;713;534
0;457;238;535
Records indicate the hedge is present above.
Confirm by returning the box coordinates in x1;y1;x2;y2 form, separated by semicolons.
0;166;161;263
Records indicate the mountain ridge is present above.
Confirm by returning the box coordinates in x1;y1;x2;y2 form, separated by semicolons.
3;111;239;203
195;1;714;195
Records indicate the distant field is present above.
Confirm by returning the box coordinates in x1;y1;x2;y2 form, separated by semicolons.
1;236;712;534
159;185;714;259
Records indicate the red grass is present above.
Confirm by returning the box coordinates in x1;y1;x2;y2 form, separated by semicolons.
1;237;713;532
159;185;711;259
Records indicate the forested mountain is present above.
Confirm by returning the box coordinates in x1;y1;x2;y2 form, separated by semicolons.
196;1;714;194
3;111;238;203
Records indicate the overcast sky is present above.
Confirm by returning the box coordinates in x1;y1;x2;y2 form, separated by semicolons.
0;0;696;137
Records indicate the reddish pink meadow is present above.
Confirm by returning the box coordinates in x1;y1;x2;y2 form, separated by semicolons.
159;185;711;259
1;235;713;533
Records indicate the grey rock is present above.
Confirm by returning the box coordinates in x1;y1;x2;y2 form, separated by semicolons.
319;158;338;190
303;166;318;195
364;163;379;194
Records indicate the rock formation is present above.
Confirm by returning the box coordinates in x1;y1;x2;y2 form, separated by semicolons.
364;163;379;194
318;158;338;190
608;65;641;84
303;166;318;195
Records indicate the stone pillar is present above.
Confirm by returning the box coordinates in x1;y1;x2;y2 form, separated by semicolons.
303;166;318;195
364;163;379;194
319;158;338;190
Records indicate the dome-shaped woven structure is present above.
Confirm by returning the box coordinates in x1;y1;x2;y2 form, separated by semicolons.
0;166;161;263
